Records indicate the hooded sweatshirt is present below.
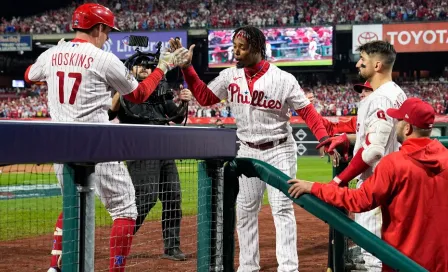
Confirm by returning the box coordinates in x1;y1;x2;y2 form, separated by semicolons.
311;138;448;271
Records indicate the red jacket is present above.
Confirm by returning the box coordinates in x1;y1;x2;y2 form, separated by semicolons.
311;138;448;271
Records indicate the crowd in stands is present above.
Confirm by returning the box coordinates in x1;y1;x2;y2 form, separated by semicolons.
182;78;448;118
3;78;446;119
0;85;49;118
2;0;448;34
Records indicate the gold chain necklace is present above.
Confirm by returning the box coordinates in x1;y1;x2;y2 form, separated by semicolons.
245;61;266;85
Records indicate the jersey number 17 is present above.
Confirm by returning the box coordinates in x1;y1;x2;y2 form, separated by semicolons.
56;71;82;105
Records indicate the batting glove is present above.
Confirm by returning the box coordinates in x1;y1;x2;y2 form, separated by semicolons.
156;50;176;74
316;133;350;161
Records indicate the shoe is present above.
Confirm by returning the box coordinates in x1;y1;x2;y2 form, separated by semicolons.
47;268;61;272
162;248;186;261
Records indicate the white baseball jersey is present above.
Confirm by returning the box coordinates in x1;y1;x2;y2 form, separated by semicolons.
26;40;138;123
265;43;272;58
354;81;407;181
309;40;317;52
207;64;310;144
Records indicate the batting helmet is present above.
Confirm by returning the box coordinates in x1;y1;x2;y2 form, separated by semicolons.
72;3;119;31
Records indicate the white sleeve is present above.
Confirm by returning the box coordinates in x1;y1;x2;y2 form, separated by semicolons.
285;76;310;110
207;69;230;100
105;54;139;96
365;97;395;128
28;50;50;82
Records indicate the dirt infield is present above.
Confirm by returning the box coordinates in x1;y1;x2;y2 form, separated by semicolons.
0;205;328;271
0;164;53;173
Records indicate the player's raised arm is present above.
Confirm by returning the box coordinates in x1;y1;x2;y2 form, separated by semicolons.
106;49;180;104
330;98;395;186
169;38;225;106
286;78;329;143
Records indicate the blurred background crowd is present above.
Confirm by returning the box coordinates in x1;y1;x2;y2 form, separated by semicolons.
0;0;447;119
1;0;448;34
2;77;447;119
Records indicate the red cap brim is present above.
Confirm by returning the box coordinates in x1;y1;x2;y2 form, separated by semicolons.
386;108;404;119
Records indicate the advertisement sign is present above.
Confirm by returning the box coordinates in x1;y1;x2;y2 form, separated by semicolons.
103;31;188;59
0;35;32;52
353;22;448;53
352;25;383;54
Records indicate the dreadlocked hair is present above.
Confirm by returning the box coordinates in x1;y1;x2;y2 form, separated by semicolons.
233;26;267;60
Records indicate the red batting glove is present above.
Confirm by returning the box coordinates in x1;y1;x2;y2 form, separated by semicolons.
316;133;350;161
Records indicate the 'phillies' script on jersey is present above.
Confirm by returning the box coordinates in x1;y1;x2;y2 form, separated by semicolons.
228;83;282;109
207;64;310;144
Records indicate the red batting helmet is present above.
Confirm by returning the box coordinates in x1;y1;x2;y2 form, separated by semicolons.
72;3;119;31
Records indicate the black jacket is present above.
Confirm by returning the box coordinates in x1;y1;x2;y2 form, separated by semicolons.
109;91;186;125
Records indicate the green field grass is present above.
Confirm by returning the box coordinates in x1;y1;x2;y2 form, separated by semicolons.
275;59;332;67
0;157;333;240
0;172;58;186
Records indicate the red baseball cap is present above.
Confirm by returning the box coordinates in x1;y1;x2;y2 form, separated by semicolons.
386;98;435;129
353;81;373;93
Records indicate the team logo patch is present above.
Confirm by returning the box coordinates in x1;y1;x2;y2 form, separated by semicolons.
73;20;79;26
114;255;124;266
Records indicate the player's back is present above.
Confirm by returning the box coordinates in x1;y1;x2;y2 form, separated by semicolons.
41;40;117;123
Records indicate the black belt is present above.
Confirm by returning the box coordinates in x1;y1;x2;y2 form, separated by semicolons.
242;137;288;150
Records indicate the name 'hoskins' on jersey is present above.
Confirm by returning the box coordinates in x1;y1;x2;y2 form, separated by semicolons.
25;39;139;123
50;52;94;69
207;65;310;145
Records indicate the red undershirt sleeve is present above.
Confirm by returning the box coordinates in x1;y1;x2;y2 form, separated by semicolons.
182;66;224;106
123;68;164;104
296;104;329;141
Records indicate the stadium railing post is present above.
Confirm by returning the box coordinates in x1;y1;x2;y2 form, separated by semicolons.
331;160;349;272
61;164;80;272
221;160;240;272
61;163;96;272
197;160;226;272
75;164;96;272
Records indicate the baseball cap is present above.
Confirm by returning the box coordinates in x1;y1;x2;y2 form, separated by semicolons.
386;98;435;129
353;81;373;93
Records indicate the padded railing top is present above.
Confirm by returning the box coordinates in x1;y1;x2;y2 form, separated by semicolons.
0;121;237;164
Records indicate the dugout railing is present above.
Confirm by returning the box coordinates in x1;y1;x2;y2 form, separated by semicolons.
221;157;428;272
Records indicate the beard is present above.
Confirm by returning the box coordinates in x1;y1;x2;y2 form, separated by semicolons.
396;130;405;144
358;70;369;81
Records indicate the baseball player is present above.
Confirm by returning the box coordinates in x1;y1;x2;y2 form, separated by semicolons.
170;26;331;272
308;38;320;60
23;3;182;272
318;40;407;271
288;97;448;272
265;41;276;62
